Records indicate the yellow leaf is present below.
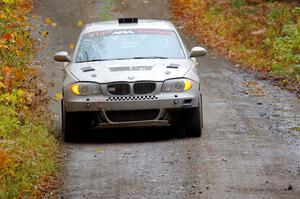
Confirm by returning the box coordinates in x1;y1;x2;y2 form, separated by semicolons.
16;50;21;56
69;43;75;49
0;82;6;89
40;31;49;37
32;15;40;19
0;13;6;19
54;93;63;101
44;17;53;25
96;147;104;153
77;19;84;27
17;89;24;97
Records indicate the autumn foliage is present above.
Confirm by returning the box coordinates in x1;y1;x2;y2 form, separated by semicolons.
0;0;58;198
171;0;300;96
0;0;35;90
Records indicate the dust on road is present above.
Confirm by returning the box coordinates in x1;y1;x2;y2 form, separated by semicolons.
33;0;300;198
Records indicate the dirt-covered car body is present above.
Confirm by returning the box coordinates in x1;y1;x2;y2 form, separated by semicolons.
54;18;207;141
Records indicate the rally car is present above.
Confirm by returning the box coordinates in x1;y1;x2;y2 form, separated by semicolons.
54;18;207;141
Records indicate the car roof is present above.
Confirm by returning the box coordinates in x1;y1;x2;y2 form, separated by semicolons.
83;19;176;34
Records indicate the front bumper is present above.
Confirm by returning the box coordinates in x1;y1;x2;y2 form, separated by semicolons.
63;83;200;124
65;93;199;111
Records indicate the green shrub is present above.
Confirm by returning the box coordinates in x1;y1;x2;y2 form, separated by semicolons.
0;103;58;198
270;18;300;79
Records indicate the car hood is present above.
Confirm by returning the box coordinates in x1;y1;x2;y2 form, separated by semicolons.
69;59;193;83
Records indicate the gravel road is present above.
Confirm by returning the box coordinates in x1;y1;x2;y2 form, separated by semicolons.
33;0;300;198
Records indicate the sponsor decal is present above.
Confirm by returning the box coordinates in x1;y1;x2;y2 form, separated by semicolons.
86;29;174;38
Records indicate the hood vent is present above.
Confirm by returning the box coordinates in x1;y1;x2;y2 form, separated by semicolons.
81;66;95;72
167;63;180;69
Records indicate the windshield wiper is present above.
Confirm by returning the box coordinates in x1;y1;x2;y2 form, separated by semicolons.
77;58;129;63
77;57;168;63
133;56;168;59
77;59;107;63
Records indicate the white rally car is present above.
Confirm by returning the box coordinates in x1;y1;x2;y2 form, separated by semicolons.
54;18;207;141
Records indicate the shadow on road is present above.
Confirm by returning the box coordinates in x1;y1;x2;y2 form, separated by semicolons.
65;127;188;144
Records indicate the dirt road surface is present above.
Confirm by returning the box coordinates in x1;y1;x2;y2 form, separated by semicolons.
33;0;300;198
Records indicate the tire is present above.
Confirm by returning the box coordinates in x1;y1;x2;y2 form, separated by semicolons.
170;95;203;137
185;95;203;137
62;100;77;142
61;100;91;142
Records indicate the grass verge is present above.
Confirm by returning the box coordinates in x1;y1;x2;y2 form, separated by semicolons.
171;0;300;97
0;0;59;198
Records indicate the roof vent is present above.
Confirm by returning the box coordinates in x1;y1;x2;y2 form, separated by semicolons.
118;18;138;24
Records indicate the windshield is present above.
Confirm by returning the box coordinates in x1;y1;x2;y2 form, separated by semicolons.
75;29;185;63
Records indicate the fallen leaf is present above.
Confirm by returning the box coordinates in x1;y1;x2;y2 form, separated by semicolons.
16;36;23;46
32;15;40;19
2;33;13;41
220;156;227;162
242;81;258;87
96;147;104;153
40;31;49;37
0;82;6;89
251;28;266;35
3;66;12;75
54;93;63;101
49;82;56;87
44;17;53;25
241;81;265;96
23;106;29;110
69;43;75;49
77;19;84;27
0;12;7;19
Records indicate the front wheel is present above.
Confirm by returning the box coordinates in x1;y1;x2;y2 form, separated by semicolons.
170;95;203;137
184;104;203;137
61;100;91;142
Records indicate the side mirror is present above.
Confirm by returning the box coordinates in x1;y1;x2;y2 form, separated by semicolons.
190;47;208;58
54;51;70;62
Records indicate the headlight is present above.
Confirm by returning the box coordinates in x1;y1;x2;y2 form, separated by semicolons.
162;79;193;92
70;82;102;96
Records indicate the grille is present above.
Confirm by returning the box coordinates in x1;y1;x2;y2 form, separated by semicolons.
106;110;160;122
133;82;156;94
107;83;130;95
